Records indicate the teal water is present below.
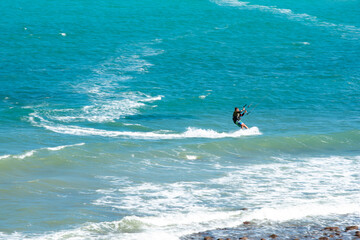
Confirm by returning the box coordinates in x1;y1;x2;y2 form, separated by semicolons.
1;0;359;239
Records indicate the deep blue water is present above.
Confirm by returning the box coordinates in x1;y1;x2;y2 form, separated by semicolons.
1;0;359;239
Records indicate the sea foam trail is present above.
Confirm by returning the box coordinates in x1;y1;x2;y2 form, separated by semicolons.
213;0;360;39
40;124;261;139
68;40;164;124
29;112;261;139
48;93;163;123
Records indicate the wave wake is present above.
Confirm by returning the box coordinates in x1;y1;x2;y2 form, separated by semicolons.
29;113;261;139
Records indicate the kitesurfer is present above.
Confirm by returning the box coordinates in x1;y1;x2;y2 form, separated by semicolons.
233;107;248;129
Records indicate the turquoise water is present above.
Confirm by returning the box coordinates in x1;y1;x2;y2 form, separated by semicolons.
1;0;359;239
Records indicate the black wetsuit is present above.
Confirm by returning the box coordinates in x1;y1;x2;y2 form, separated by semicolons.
233;110;245;124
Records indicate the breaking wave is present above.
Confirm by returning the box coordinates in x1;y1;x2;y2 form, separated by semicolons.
0;143;85;161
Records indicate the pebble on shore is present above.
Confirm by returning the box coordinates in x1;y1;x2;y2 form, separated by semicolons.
195;225;360;240
345;226;359;231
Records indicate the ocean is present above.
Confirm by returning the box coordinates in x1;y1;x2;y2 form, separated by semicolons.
0;0;359;239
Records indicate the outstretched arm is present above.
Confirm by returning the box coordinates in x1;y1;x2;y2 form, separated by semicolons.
240;108;247;116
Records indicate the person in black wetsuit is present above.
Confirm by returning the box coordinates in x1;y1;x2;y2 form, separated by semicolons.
233;107;249;129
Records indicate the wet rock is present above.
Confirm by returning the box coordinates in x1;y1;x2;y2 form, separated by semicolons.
183;222;359;240
324;227;339;231
240;208;248;211
345;226;358;231
215;228;228;231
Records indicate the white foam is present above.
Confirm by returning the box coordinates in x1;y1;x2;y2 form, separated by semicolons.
211;155;360;223
89;155;360;239
0;143;85;161
180;127;260;138
24;39;165;128
6;211;238;240
120;55;153;72
91;179;246;238
0;232;24;240
42;92;163;123
0;150;37;160
199;92;211;99
89;154;353;237
46;143;85;151
30;111;260;140
92;155;360;236
213;0;360;39
34;119;261;139
123;123;142;127
141;46;165;57
0;154;11;160
80;99;145;123
140;95;163;102
15;150;36;159
40;41;164;124
186;155;198;160
245;202;360;222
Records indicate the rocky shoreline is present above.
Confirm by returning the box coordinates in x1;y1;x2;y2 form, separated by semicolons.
182;222;360;240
